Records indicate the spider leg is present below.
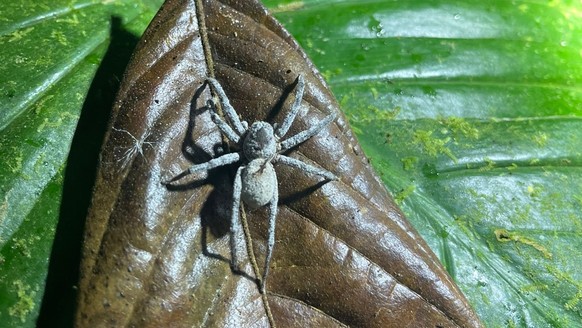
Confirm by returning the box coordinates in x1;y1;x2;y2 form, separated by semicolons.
275;74;305;139
206;100;241;144
261;173;279;293
163;152;241;184
276;154;337;180
186;152;241;175
207;78;246;135
280;111;337;152
230;165;245;272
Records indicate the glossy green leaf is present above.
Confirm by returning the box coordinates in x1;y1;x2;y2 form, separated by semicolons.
267;0;582;327
0;1;162;327
1;0;580;327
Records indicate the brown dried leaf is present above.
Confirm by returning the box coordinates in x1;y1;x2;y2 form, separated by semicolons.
76;0;483;327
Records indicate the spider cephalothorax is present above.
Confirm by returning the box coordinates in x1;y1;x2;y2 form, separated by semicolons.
168;75;336;293
243;122;277;160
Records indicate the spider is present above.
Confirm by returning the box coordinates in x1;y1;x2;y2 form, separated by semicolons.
168;75;337;293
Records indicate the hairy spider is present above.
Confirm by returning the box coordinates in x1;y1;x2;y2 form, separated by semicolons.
169;75;336;293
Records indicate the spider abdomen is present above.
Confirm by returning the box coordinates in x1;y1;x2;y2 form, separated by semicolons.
241;158;276;209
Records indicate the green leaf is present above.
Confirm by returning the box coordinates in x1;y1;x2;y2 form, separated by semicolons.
2;0;580;327
267;0;582;327
0;0;163;327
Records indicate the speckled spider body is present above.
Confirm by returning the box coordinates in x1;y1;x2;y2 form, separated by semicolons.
174;75;336;292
